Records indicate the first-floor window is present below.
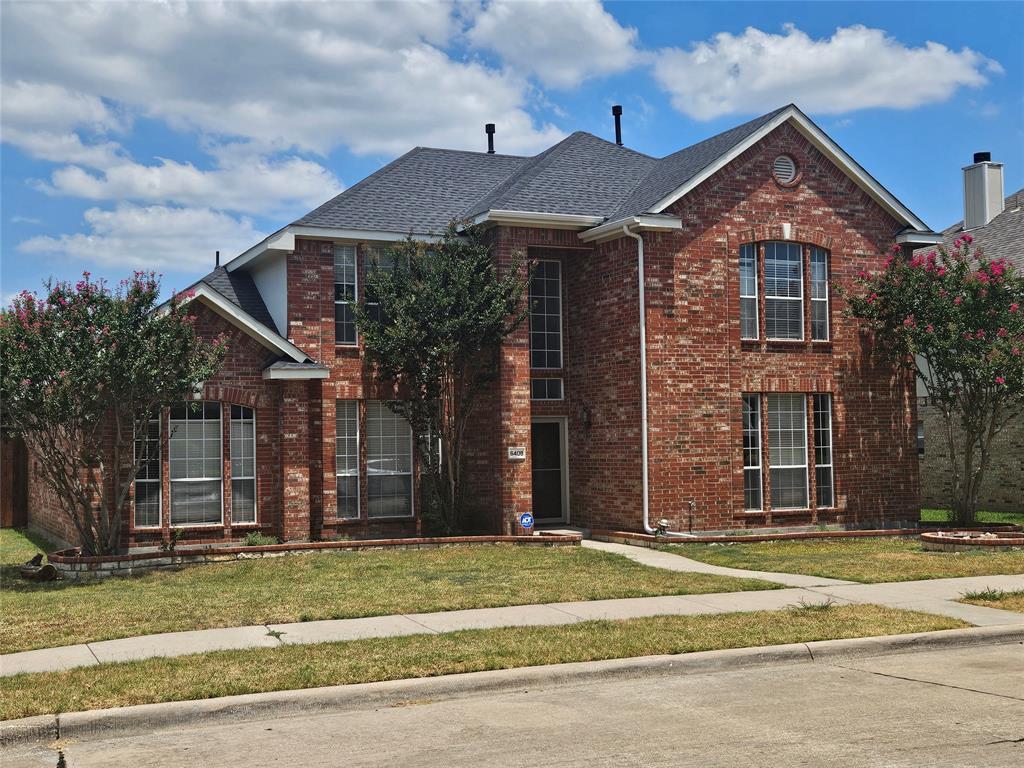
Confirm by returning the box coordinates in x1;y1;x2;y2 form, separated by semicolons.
336;400;359;518
169;402;223;525
230;405;256;523
133;418;161;527
767;394;808;509
813;395;834;508
742;395;762;510
366;401;413;518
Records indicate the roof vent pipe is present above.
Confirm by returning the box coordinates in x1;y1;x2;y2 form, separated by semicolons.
612;105;623;146
485;123;495;154
215;250;220;268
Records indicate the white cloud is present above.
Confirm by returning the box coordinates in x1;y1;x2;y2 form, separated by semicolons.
653;24;1001;120
467;0;641;88
0;1;563;157
36;153;342;217
17;205;264;271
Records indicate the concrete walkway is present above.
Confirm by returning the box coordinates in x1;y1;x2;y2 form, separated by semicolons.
2;540;1022;678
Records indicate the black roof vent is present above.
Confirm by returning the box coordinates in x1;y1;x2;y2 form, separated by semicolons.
974;151;992;163
485;123;496;154
612;105;623;146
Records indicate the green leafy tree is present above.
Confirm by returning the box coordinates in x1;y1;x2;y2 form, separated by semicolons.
846;238;1023;524
0;272;226;554
354;224;529;533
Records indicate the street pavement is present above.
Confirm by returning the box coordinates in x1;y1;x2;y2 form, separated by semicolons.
4;642;1022;767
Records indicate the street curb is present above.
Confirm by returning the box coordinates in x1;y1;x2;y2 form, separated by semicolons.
3;625;1022;747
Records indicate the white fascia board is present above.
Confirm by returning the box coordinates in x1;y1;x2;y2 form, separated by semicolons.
288;225;442;243
262;366;330;380
578;215;683;243
471;210;605;229
649;106;929;232
186;284;309;363
895;231;943;245
226;229;295;272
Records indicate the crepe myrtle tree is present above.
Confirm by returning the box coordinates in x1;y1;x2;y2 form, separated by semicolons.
354;224;529;533
846;237;1024;524
0;272;226;554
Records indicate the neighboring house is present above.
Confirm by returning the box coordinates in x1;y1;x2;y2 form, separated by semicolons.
917;155;1024;513
27;104;943;549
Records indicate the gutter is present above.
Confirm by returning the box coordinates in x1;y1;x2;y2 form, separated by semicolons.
622;225;655;534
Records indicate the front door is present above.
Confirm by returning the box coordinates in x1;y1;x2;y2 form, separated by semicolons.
531;419;566;523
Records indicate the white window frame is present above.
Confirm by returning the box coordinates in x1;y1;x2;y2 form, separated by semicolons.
133;417;162;529
763;242;805;341
336;399;360;519
366;401;415;519
169;402;224;527
230;405;257;525
742;394;762;511
739;243;759;340
767;393;808;510
529;259;563;370
810;247;830;341
334;244;358;346
813;394;835;508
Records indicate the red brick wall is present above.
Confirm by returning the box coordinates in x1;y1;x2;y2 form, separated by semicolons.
639;122;918;531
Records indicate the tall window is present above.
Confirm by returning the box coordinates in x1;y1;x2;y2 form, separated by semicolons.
230;405;256;524
529;260;562;369
364;246;397;324
334;245;357;345
739;243;759;340
742;395;762;510
813;395;834;508
767;394;807;509
764;242;804;340
133;418;161;527
169;402;222;525
336;400;359;519
810;247;830;341
366;401;413;517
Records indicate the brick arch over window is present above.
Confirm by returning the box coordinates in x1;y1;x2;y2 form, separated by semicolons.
202;385;264;409
737;227;834;251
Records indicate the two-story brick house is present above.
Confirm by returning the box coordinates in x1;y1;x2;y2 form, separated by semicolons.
26;104;944;549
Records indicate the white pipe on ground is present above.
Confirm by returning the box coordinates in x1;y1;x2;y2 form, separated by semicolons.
623;225;655;534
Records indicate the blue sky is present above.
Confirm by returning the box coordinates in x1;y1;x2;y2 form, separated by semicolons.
2;1;1021;302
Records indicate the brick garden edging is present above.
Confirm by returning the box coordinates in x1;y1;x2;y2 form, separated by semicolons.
590;525;1021;548
920;531;1024;552
46;533;581;580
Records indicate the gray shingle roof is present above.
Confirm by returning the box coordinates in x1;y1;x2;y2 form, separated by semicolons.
609;106;791;220
462;131;657;218
935;188;1024;269
296;148;527;234
199;267;277;330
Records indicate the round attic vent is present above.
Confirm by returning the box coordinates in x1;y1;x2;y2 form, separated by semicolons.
773;154;798;185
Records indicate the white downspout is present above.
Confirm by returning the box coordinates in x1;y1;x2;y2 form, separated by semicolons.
623;225;655;534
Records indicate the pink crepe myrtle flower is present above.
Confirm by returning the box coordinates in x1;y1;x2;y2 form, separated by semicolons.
925;324;935;333
953;296;963;305
995;376;1005;385
1011;303;1020;313
998;327;1009;338
962;233;973;244
937;266;947;277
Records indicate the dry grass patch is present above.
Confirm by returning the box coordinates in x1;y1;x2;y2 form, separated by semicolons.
0;529;777;654
959;588;1024;613
0;604;964;721
665;537;1024;583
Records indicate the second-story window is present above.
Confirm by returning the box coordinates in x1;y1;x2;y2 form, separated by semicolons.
739;243;758;340
810;247;830;341
764;242;804;340
529;260;562;369
365;246;394;325
334;245;357;345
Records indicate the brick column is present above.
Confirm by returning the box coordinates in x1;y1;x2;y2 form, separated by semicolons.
280;380;311;541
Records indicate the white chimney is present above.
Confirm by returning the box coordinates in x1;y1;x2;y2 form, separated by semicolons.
963;152;1004;229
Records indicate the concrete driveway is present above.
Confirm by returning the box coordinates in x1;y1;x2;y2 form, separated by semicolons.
5;642;1022;767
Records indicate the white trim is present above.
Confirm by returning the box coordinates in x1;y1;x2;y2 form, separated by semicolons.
578;215;683;243
471;210;604;229
531;416;570;525
227;228;296;272
648;106;929;232
262;366;329;380
335;399;360;521
894;231;943;245
175;284;309;363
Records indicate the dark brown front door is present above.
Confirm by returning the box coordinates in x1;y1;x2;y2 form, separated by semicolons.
531;421;565;523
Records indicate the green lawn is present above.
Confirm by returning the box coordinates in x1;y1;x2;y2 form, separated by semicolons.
959;588;1024;613
0;529;777;655
664;537;1024;583
921;509;1024;526
0;604;964;721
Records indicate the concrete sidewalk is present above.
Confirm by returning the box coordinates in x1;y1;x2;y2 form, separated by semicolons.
2;540;1022;678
